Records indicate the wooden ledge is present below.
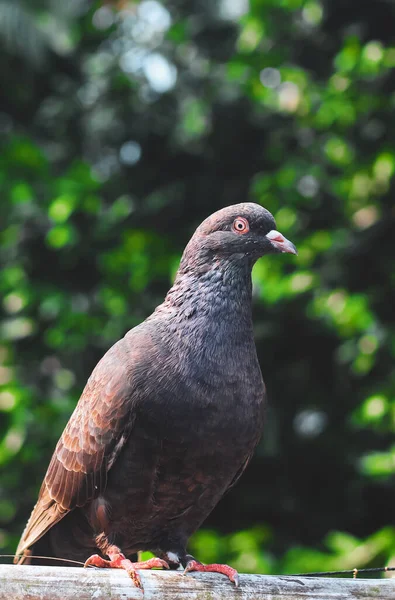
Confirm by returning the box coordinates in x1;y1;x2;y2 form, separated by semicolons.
0;564;393;599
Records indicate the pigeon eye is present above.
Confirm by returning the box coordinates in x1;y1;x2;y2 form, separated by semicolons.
232;217;249;234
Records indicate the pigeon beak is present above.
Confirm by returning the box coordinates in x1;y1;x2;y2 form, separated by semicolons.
266;230;298;255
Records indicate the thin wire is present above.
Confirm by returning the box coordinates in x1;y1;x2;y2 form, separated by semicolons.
0;554;94;568
292;566;395;578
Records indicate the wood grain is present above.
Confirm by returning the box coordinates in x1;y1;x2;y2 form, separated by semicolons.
0;565;394;600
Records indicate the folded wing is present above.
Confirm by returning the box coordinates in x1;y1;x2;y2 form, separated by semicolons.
15;338;137;561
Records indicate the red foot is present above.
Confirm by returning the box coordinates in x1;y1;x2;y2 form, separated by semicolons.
184;559;239;587
132;557;170;570
84;553;169;588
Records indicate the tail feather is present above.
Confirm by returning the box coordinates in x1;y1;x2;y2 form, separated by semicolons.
14;548;33;565
14;485;69;563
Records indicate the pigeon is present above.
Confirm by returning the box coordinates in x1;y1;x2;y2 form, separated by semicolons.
14;203;297;587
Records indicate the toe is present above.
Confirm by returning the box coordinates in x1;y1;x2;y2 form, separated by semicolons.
183;560;239;586
84;554;110;569
133;557;170;570
155;559;170;569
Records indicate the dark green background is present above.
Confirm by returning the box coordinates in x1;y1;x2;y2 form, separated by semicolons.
1;0;394;574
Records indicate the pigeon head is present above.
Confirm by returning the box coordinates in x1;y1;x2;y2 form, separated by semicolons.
182;203;297;268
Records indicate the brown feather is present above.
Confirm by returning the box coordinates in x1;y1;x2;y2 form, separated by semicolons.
14;337;138;562
14;486;67;560
14;204;287;567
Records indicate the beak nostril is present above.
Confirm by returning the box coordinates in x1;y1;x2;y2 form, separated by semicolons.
267;232;285;243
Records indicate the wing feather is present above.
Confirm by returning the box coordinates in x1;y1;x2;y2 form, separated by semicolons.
15;335;141;561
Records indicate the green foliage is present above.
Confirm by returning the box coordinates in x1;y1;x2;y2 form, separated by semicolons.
0;0;394;575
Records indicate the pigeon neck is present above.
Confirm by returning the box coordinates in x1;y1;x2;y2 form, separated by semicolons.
161;256;254;326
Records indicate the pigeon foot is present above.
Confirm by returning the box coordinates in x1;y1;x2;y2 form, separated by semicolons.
84;552;169;588
183;559;239;587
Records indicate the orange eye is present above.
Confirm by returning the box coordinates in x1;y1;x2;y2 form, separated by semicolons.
232;217;249;234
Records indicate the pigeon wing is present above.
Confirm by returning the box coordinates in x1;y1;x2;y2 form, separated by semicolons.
15;337;138;560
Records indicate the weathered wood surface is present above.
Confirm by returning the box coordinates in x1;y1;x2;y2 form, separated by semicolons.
0;565;394;600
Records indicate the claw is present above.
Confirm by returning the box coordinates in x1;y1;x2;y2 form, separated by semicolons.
127;568;142;588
